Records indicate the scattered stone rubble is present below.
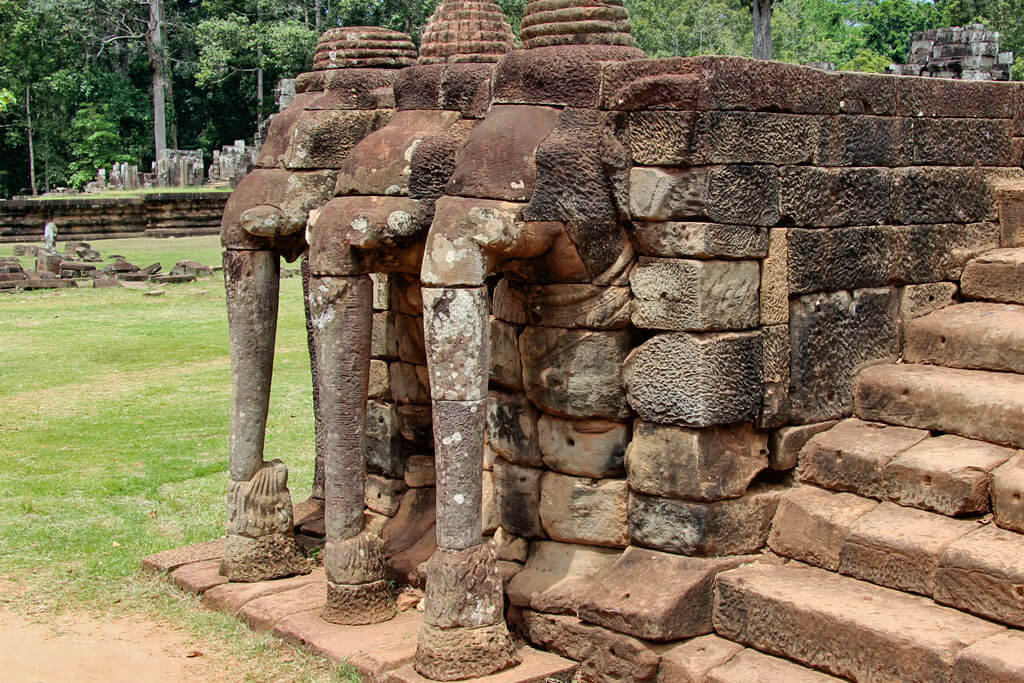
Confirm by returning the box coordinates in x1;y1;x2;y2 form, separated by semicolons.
147;3;1024;682
889;24;1014;80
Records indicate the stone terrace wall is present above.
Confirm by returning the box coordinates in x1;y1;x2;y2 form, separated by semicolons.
465;57;1024;607
0;192;229;242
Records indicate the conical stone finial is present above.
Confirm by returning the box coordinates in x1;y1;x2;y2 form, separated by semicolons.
314;26;418;70
419;0;516;64
520;0;634;49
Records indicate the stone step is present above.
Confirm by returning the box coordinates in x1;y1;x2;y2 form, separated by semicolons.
798;419;1016;516
855;363;1024;449
905;302;1024;374
713;562;1007;682
657;637;843;682
769;485;1024;628
961;247;1024;304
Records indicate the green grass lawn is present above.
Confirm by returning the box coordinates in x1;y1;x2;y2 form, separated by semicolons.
0;236;351;681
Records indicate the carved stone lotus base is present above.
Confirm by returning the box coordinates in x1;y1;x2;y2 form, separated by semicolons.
322;579;397;625
219;533;310;582
414;621;519;681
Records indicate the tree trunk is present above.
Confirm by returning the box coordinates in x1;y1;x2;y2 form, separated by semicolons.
148;0;168;162
165;69;178;150
25;84;36;197
752;0;774;61
314;0;322;31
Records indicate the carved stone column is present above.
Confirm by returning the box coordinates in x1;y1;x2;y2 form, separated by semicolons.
221;249;309;581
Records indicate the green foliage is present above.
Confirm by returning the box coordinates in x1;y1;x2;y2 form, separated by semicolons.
0;87;13;114
861;0;945;63
67;105;136;189
841;48;893;72
772;0;863;65
628;0;751;57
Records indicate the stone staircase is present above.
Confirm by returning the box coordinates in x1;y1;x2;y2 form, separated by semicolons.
708;246;1024;681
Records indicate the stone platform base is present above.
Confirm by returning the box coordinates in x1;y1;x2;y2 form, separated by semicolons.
142;540;577;682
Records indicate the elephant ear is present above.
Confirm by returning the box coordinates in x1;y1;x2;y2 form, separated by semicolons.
240;205;287;238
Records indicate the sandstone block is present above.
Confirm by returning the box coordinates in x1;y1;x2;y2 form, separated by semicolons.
372;312;399;359
394;62;494;117
960;247;1024;305
393;313;425;365
578;547;756;641
423;544;504;629
891;167;996;224
369;359;391;400
993;453;1024;533
905;302;1024;374
900;282;958;321
912;117;1014;166
486;391;542;467
413;621;519;681
366;400;406;478
539;473;628;548
366;475;406;517
629;484;782;556
623;331;762;428
506;541;620;615
492;527;528;563
409;119;477;201
655;635;743;683
839;502;976;595
788;288;899;423
492;457;544;539
815;115;912;167
952;630;1024;683
631;222;768;260
482;470;498;536
526;284;632;330
403;455;436;488
492;278;528;325
706;164;781;226
629;257;760;331
713;562;1004;683
798;418;928;498
538;416;629;478
520;327;631;420
423;287;489;401
936;524;1024;627
283;109;387;170
325;533;386;585
323;579;397;626
626;421;767;501
779;166;891;227
707;650;844;682
628;167;708;221
383;488;435;586
768;485;877;571
628;111;698;166
397;404;432;445
390;362;430;405
769;421;837;471
760;228;788;326
432;400;486;550
516;609;660;682
883;435;1013;516
490;319;522;391
760;324;790;429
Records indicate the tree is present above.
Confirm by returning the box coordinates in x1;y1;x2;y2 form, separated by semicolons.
0;87;12;114
861;0;943;63
67;104;135;188
629;0;750;57
751;0;777;59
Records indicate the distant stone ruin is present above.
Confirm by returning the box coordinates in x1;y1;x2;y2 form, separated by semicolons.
889;23;1013;80
146;2;1024;682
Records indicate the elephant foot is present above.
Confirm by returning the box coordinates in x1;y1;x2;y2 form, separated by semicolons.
220;533;310;582
322;579;397;624
414;622;520;681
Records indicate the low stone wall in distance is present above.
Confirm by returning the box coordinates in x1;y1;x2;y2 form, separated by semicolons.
0;192;230;243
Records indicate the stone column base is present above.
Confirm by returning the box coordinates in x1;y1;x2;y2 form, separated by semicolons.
322;579;397;625
219;533;310;582
414;621;520;681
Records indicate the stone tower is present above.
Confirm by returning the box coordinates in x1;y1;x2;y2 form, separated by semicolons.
313;26;417;70
520;0;635;49
418;0;516;64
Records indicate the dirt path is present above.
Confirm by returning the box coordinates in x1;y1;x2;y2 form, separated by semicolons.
0;609;236;682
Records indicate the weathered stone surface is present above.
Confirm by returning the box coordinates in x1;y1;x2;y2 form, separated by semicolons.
788;288;899;423
395;643;573;683
623;331;762;428
506;541;620;615
366;474;406;517
900;282;958;322
760;228;788;326
493;278;528;325
398;404;433;445
240;582;325;631
891;167;1002;225
838;501;976;595
579;547;756;642
913;117;1014;166
779;166;890;227
655;635;744;683
482;469;499;535
935;524;1024;627
855;363;1024;449
393;313;425;365
383;486;436;586
631;222;768;260
520;327;631;420
493;527;528;563
760;324;790;429
222;169;335;249
325;532;386;585
798;418;929;499
993;454;1024;533
408;119;477;201
538;473;628;548
629;257;760;332
142;538;225;573
418;0;514;65
283;109;388;170
423;287;490;401
768;421;838;471
626;421;767;502
493;457;544;539
221;533;311;583
423;544;504;629
906;302;1024;375
787;223;998;294
312;26;417;70
707;650;844;682
305;68;402;110
171;559;228;594
883;435;1014;516
202;569;324;614
432;399;486;550
816;114;912;167
369;359;391;400
403;455;436;488
487;391;542;467
538;416;629;478
515;609;660;682
768;485;877;571
323;579;397;625
713;562;1004;683
628;167;709;221
414;621;519;681
961;247;1024;305
707;164;781;226
997;183;1024;247
629;484;782;556
490;319;522;391
526;284;631;330
447;105;561;202
394;63;495;118
952;630;1024;683
372;312;399;359
390;362;430;405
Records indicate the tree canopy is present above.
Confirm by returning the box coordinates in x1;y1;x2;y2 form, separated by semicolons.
0;0;1018;197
